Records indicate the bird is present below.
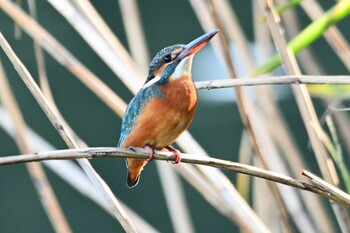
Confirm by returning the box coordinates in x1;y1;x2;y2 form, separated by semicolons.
118;29;219;188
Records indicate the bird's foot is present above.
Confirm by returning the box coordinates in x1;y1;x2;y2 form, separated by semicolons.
165;146;181;164
144;145;155;161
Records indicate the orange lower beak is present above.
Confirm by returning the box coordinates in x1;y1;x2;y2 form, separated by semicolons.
177;29;219;60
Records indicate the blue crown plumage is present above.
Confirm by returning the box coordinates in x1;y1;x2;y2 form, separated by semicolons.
145;44;185;84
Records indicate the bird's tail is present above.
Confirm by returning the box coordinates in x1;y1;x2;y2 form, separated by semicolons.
125;158;146;188
127;171;141;188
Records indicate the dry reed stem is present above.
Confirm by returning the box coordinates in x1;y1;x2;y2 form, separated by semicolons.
195;76;350;89
187;0;225;64
0;0;127;116
51;0;145;92
174;135;270;233
0;147;349;207
0;2;268;231
135;0;270;229
302;170;350;208
209;2;292;231
260;0;336;185
300;1;350;71
189;0;270;229
0;33;138;233
27;0;55;104
263;0;334;186
156;162;195;233
0;107;160;233
236;132;253;200
276;0;324;75
254;3;333;232
219;2;314;230
2;0;348;231
0;62;72;233
118;0;149;73
261;0;350;231
215;0;256;71
117;1;195;231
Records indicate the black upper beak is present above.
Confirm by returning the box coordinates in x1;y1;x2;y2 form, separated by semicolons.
176;29;219;60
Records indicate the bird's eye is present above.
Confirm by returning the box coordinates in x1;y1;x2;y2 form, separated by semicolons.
163;54;172;63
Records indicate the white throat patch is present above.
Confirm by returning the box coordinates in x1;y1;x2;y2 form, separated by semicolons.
171;55;194;79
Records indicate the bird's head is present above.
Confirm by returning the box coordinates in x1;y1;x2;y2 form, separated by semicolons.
143;29;219;88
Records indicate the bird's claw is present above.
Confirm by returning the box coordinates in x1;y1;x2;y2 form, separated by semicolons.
165;146;181;164
144;145;155;161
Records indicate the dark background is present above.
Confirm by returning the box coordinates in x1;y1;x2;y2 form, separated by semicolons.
0;0;349;232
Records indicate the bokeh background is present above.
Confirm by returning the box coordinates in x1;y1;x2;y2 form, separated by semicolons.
0;0;349;232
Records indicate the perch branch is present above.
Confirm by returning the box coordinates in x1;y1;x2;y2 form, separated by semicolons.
1;147;349;207
302;170;350;207
195;75;350;90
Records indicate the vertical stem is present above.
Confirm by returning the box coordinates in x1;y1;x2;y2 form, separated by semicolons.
208;1;292;232
260;0;350;231
0;61;72;233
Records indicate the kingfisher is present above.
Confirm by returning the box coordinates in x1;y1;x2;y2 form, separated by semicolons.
118;29;219;188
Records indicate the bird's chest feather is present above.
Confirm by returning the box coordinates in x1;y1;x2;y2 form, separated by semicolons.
160;75;198;113
124;75;197;148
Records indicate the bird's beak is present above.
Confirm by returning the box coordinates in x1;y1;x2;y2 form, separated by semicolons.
176;29;219;61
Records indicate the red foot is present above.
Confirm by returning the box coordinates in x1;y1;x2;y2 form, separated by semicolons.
144;145;155;161
165;146;181;164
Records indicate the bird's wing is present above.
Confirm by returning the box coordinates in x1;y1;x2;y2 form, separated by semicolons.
117;85;162;147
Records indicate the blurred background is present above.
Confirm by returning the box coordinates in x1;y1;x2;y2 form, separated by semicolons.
0;0;349;232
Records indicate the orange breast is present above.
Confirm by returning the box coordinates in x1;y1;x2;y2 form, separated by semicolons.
123;74;197;149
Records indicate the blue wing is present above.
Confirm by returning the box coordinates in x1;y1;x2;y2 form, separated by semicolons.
118;85;162;147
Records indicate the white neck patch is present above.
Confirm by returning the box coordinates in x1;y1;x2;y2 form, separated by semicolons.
142;54;194;89
171;55;194;80
142;76;161;90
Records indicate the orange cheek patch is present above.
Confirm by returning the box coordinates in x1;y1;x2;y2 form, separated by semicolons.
154;64;168;78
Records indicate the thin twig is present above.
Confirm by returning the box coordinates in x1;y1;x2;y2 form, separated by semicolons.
215;0;256;71
0;61;72;233
302;170;350;210
118;0;149;73
261;0;350;231
1;147;349;207
303;170;350;233
0;0;127;116
195;75;350;90
209;1;292;231
0;106;160;233
27;0;55;105
156;162;195;233
254;3;331;231
117;0;195;231
0;33;138;233
48;0;144;93
0;2;269;231
252;0;350;76
300;0;350;71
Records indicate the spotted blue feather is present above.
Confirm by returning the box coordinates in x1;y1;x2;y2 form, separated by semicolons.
118;85;162;147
